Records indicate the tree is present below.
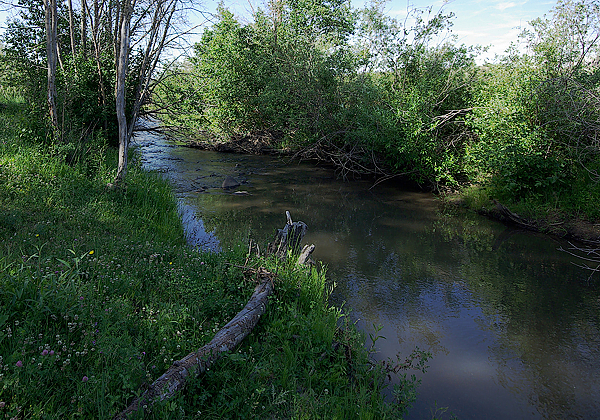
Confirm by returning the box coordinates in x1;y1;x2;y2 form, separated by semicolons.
522;0;600;77
111;0;191;183
43;0;59;130
467;0;600;198
2;0;194;182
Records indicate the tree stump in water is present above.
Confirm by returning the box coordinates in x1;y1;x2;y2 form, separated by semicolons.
114;211;314;419
268;211;309;258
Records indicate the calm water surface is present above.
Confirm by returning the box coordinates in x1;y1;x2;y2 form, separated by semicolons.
136;130;600;419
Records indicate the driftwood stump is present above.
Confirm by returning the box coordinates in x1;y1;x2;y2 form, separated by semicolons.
115;212;314;419
268;211;309;258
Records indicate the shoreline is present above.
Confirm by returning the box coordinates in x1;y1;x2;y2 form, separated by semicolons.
170;128;600;245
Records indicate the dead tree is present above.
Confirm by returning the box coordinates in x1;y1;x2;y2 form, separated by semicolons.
268;211;309;258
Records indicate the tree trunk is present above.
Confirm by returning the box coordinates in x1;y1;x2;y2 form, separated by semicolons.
81;0;87;58
67;0;76;56
43;0;58;130
114;0;131;183
268;211;308;258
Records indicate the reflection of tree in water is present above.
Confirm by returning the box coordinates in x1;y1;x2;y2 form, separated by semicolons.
160;143;600;419
435;208;600;419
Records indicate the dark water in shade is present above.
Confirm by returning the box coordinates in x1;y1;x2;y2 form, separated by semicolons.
135;129;600;420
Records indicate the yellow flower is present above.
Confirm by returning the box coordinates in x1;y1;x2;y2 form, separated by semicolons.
36;234;39;237
89;250;94;255
169;262;173;265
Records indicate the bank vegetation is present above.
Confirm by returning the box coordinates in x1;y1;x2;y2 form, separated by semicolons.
154;0;600;232
0;88;429;417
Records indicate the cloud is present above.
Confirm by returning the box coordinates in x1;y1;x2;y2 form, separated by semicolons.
495;2;517;11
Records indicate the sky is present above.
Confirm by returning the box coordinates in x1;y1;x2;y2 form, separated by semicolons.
1;0;558;62
201;0;557;62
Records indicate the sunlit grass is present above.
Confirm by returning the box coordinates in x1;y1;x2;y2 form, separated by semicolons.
0;93;417;418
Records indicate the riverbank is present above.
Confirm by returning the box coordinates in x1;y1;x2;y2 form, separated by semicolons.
175;130;600;245
453;186;600;243
0;94;422;418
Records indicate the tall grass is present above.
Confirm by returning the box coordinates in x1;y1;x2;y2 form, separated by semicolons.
0;91;420;418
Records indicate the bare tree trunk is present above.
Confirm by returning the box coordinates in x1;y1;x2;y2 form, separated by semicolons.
89;0;108;109
68;0;76;56
114;0;131;183
81;0;88;58
43;0;59;130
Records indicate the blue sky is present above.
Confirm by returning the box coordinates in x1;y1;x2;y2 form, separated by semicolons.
1;0;557;62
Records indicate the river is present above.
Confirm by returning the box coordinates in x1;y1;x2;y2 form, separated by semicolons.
136;129;600;419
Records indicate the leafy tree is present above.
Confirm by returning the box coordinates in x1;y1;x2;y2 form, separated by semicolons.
467;0;600;198
2;0;192;183
354;2;478;184
171;0;477;186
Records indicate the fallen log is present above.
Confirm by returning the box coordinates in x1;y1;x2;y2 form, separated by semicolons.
114;270;275;419
114;212;313;419
493;200;537;231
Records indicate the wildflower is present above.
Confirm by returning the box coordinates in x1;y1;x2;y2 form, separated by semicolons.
169;262;173;265
89;250;94;255
42;349;48;356
49;350;54;356
16;361;22;367
82;376;89;383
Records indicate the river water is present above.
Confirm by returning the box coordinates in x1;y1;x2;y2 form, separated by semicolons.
136;130;600;419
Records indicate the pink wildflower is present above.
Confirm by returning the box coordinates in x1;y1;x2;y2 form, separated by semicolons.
16;361;23;367
82;376;89;382
42;349;49;356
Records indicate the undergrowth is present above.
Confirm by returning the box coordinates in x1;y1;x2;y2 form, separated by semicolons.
0;90;427;418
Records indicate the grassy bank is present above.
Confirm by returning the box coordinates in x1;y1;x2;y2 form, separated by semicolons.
455;182;600;241
0;91;423;418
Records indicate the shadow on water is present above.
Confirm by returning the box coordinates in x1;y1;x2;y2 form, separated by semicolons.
135;131;600;420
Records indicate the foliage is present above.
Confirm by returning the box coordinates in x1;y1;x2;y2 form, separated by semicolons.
171;1;355;145
158;1;478;186
1;0;119;145
0;92;424;418
466;0;600;215
356;2;478;184
155;0;600;221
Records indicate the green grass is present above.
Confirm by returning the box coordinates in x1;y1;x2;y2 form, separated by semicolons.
0;90;422;418
458;167;600;229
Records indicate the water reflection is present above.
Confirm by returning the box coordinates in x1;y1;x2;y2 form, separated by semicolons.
136;132;600;419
